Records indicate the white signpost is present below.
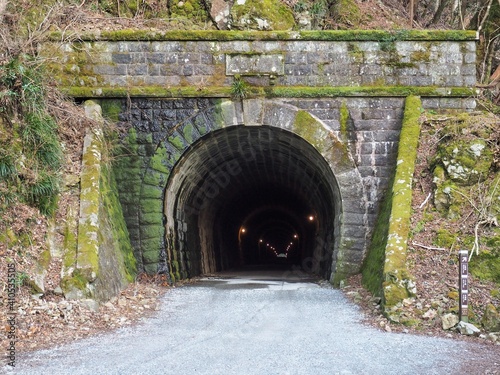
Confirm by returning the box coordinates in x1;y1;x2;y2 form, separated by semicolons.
459;250;468;322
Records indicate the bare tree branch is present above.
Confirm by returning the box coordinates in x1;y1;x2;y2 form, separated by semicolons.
478;0;494;34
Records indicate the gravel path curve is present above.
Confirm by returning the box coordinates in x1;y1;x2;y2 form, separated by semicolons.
3;271;495;375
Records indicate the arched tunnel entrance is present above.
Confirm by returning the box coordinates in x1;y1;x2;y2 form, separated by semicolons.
165;125;341;281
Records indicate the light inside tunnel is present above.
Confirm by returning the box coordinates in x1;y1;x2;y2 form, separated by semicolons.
164;125;341;280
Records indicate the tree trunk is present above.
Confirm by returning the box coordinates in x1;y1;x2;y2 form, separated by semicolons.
410;0;419;26
429;0;450;26
410;0;414;26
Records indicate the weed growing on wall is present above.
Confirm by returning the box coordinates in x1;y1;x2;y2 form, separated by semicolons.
230;75;249;100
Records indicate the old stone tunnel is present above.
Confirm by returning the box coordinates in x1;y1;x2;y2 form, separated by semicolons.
46;30;477;299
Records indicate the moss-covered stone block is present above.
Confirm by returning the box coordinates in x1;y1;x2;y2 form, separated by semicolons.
143;263;158;275
139;198;163;215
140;236;163;255
77;120;102;276
100;164;137;283
150;144;170;173
140;212;164;225
65;101;137;301
167;134;186;151
293;110;327;153
362;176;393;296
142;249;160;265
169;272;176;283
181;123;195;144
118;191;141;204
171;260;180;273
61;269;93;300
140;184;164;199
143;169;166;186
137;132;154;145
293;110;352;174
140;224;164;240
99;99;123;122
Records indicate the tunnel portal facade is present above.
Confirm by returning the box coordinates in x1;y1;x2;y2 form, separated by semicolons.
52;31;477;283
115;97;405;283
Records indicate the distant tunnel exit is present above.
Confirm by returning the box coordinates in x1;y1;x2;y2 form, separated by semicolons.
164;125;341;280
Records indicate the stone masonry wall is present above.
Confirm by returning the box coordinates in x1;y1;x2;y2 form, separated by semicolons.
70;39;475;89
47;31;477;113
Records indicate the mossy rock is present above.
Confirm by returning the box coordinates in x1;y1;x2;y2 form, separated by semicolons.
230;0;295;30
382;269;417;311
435;139;493;186
170;0;211;24
481;304;500;332
329;0;362;28
469;247;500;284
432;179;466;219
61;272;92;300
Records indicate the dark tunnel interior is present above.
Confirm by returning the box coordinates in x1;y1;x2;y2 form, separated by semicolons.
165;125;341;280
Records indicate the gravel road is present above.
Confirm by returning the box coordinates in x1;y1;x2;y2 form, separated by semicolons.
3;270;498;375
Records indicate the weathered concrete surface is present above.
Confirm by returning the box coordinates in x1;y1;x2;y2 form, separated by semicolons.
7;269;499;375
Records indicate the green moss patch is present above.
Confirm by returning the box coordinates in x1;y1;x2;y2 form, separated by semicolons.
169;0;210;24
293;110;327;152
47;30;477;42
470;245;500;284
231;0;295;30
63;85;476;99
362;173;393;297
